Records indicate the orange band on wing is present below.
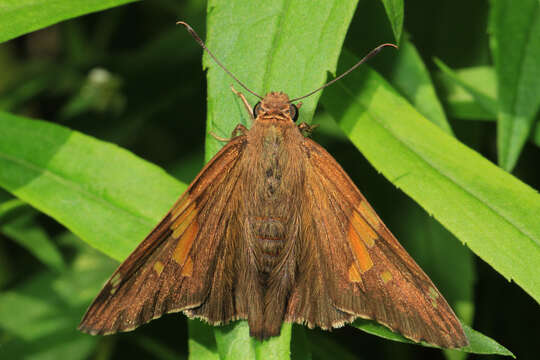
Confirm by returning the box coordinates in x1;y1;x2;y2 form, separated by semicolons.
181;256;193;277
348;225;373;273
171;203;197;238
171;194;191;219
358;201;381;230
350;211;377;248
348;264;362;282
173;221;199;267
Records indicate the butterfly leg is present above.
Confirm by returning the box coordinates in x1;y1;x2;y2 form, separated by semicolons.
298;122;319;137
232;124;248;137
209;132;231;142
231;85;254;121
209;124;248;143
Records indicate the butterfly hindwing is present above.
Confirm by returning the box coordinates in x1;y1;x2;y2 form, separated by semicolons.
285;138;468;348
79;136;248;334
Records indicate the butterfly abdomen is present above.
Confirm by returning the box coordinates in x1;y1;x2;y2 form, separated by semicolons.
250;217;287;273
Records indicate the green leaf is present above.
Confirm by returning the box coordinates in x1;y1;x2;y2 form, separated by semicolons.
0;198;27;218
1;211;66;272
489;0;540;171
433;64;540;148
0;238;116;360
435;60;497;118
0;0;139;44
385;39;452;134
532;120;540;147
394;202;475;325
321;51;540;306
0;111;186;262
204;0;359;357
435;65;497;120
255;324;292;360
354;320;513;357
212;322;295;360
312;111;347;141
213;322;256;360
188;320;220;360
380;0;404;44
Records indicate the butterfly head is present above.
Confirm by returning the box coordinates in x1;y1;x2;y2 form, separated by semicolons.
253;92;299;122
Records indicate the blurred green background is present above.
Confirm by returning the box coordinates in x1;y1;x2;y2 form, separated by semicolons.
0;0;539;359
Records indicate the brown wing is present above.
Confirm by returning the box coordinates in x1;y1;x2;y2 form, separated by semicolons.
79;136;248;335
285;138;468;348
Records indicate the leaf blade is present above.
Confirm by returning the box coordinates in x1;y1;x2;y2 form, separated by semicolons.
489;0;540;170
353;320;513;357
0;0;139;44
0;111;186;261
435;60;497;117
1;212;66;272
435;65;497;120
381;0;404;44
385;39;452;133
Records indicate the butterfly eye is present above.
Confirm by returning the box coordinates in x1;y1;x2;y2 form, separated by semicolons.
253;102;262;118
289;104;299;122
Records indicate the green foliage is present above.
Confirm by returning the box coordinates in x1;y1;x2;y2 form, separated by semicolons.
0;0;139;43
0;0;538;359
489;0;540;171
435;63;497;120
0;111;186;261
383;39;452;134
380;0;404;44
0;233;116;359
1;209;66;272
353;320;512;357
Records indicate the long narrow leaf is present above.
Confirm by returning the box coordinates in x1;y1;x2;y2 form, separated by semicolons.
0;111;186;261
435;65;497;120
381;0;404;44
354;320;513;357
435;60;497;117
489;0;540;170
0;0;139;44
385;40;452;133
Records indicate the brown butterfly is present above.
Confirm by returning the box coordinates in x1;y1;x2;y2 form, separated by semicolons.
78;22;468;348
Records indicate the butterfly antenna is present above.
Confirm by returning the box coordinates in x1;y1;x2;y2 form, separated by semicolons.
289;43;398;102
177;21;263;100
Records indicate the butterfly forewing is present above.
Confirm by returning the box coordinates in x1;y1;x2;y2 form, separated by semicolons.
79;136;248;334
287;138;468;348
